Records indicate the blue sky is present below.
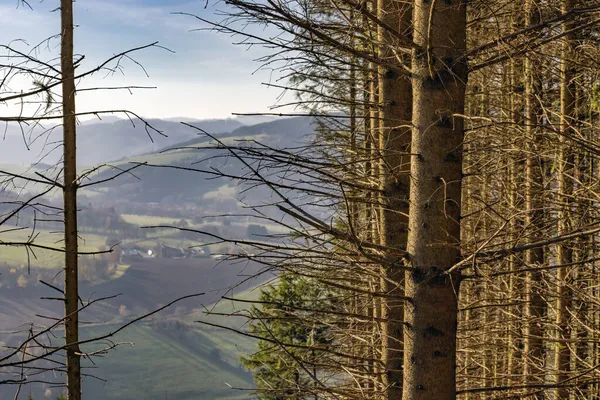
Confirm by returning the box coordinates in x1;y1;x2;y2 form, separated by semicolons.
0;0;289;119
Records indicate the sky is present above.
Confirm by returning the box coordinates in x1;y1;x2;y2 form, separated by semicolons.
0;0;291;120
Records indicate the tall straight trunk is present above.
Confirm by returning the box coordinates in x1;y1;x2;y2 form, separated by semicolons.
479;91;493;397
554;0;576;396
61;1;81;399
576;91;593;399
522;0;545;390
403;1;467;398
377;0;411;397
367;42;381;394
460;72;476;399
507;42;524;384
360;43;376;393
349;48;357;233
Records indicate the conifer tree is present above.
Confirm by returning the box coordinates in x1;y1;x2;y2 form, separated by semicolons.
241;274;332;399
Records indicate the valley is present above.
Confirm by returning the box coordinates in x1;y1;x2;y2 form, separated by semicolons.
0;115;314;399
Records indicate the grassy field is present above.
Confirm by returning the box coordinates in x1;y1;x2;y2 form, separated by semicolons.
0;228;107;269
0;277;263;400
77;284;262;400
112;263;132;279
80;322;255;400
116;148;202;167
1;319;256;400
121;213;192;226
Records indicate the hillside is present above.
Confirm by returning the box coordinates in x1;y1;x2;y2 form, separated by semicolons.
0;302;260;400
80;322;255;400
0;261;265;400
78;286;262;400
0;115;309;399
78;116;314;206
0;117;244;167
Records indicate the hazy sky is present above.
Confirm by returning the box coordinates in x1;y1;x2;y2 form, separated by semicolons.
0;0;289;120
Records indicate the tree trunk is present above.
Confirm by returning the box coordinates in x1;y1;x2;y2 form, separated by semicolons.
522;0;545;391
61;1;81;399
554;0;576;396
507;42;524;385
367;32;381;394
403;1;467;398
377;0;411;397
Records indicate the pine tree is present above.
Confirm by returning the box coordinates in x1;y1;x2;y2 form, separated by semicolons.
241;274;332;399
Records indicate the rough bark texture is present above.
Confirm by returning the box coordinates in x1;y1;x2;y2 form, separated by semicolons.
61;1;81;399
377;0;411;397
507;48;524;383
522;0;545;390
368;44;381;393
554;0;576;396
403;0;467;399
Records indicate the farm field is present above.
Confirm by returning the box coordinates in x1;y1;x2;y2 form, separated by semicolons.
121;213;192;226
0;252;266;400
78;281;262;400
80;322;255;400
0;228;107;269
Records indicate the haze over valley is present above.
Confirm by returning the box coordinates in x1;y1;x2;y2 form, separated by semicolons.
1;115;314;399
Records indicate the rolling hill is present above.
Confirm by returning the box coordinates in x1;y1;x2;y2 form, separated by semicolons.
0;117;245;167
78;116;315;204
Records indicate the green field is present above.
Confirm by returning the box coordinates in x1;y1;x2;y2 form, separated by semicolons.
81;322;255;400
121;213;192;226
1;283;262;400
76;286;261;400
1;213;288;271
180;282;266;331
112;263;132;279
0;228;107;269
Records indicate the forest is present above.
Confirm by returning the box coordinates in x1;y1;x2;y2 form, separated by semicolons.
3;0;600;399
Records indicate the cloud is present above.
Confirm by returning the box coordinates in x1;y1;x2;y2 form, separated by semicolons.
0;5;54;32
203;184;237;200
0;0;293;120
77;1;176;30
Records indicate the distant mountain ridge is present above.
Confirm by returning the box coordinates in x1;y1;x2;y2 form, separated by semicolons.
0;117;245;167
0;115;313;168
1;116;315;207
72;116;315;205
158;115;313;153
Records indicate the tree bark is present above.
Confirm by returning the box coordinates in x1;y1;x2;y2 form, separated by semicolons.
61;1;81;399
403;1;467;398
554;0;576;397
377;0;411;397
522;0;545;391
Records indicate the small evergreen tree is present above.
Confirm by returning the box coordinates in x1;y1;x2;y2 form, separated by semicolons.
241;273;331;399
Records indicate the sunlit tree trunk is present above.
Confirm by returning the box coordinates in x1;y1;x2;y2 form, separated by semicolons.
554;0;576;396
403;0;467;398
522;0;545;391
